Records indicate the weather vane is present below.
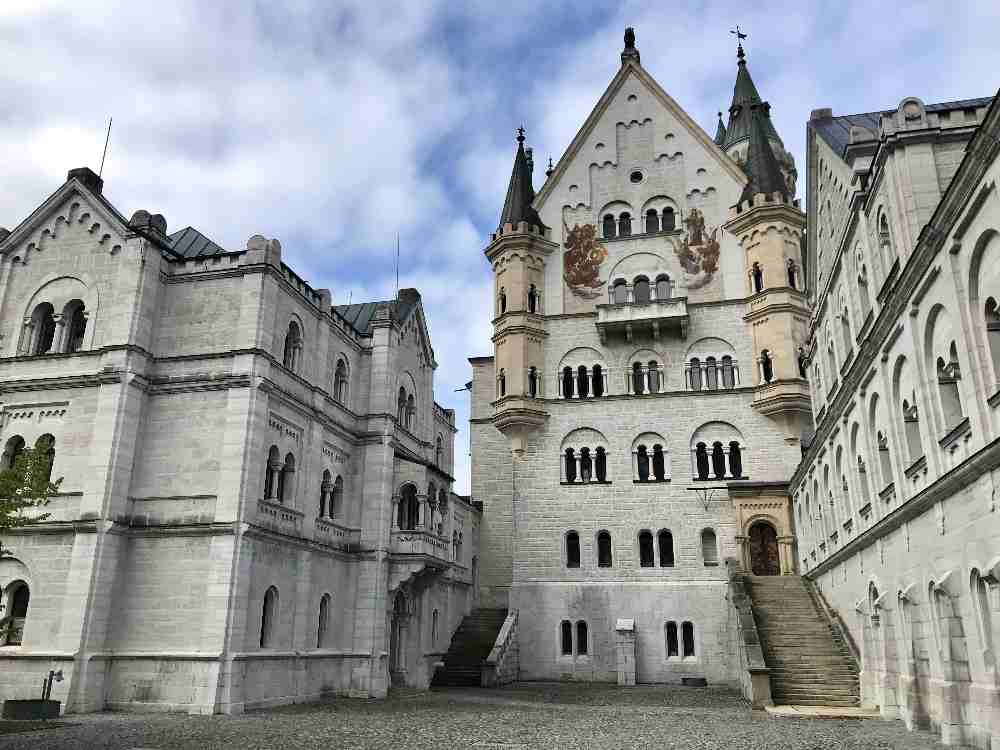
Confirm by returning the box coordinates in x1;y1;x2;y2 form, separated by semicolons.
730;25;747;58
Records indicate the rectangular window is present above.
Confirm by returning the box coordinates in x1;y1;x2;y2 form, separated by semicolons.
682;622;695;657
561;621;573;655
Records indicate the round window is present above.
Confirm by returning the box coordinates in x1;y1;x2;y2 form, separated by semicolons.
629;170;643;184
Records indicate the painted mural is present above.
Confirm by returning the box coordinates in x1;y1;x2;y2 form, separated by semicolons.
563;223;608;299
674;208;720;291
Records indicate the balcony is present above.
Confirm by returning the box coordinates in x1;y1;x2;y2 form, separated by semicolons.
256;499;303;536
596;297;688;343
314;517;361;549
389;529;452;592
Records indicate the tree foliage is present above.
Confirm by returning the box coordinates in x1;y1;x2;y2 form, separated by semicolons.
0;446;61;557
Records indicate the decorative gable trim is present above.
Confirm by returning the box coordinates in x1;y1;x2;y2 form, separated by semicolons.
535;61;747;210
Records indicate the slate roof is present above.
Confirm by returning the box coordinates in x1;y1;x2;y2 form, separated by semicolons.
714;114;727;146
168;226;228;258
334;288;422;336
811;97;995;159
740;103;789;204
722;48;782;150
498;131;545;232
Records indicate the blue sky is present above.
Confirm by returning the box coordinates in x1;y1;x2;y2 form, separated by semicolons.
1;1;996;493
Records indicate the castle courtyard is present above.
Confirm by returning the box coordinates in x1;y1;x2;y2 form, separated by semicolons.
0;684;949;750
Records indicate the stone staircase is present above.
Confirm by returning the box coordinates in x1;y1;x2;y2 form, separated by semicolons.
431;608;508;687
747;576;860;707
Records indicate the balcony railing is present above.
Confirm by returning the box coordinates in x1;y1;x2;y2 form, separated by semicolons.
596;297;688;342
257;499;303;536
390;529;452;563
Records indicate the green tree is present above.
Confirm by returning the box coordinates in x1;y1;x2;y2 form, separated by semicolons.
0;445;61;558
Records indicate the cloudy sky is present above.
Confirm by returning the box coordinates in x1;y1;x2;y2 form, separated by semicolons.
0;1;996;492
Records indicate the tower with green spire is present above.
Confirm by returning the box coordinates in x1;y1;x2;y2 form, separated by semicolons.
484;128;557;455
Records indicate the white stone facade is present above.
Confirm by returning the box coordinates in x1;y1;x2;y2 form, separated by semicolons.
0;171;479;714
795;94;1000;746
472;47;804;687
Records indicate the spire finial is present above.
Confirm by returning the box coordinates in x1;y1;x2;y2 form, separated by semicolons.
545;157;554;178
516;126;525;144
621;26;640;65
730;25;747;62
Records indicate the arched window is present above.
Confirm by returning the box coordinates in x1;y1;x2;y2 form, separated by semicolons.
31;303;56;355
564;448;576;483
317;594;330;648
566;531;580;568
840;309;852;356
497;369;506;398
705;357;718;390
655;275;671;301
652;444;666;481
902;398;922;462
751;263;764;293
636;444;649;481
985;297;1000;384
577;365;589;398
499;287;507;314
877;430;893;488
632;362;645;394
597;531;612;567
562;366;574;398
722;355;735;388
3;581;29;646
612;279;628;304
645;209;659;234
62;300;87;353
761;350;774;383
858;263;872;320
579;447;592;483
682;622;695;656
397;387;406;423
432;608;439;647
334;359;349;403
936;347;964;430
711;442;726;479
576;621;588;655
701;529;718;566
658;530;674;567
662;207;676;231
406;394;415;429
331;475;344;518
595;447;607;482
592;365;604;397
528;367;538;397
639;530;654;567
435;435;443;466
797;348;808;379
665;621;679;656
320;469;332;517
527;284;537;313
879;213;892;257
260;586;278;648
2;435;26;471
787;260;797;289
618;212;632;237
729;442;743;478
695;442;709;480
648;361;660;393
264;445;280;500
282;321;302;371
633;277;650;304
561;620;573;655
602;214;616;240
438;488;448;532
689;358;702;390
278;453;295;503
397;484;419;530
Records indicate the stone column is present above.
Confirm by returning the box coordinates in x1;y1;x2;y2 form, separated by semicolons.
777;535;796;574
266;460;282;501
51;313;65;353
321;480;333;518
701;364;709;391
735;534;749;572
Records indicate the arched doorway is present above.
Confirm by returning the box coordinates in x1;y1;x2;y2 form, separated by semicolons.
749;522;780;576
389;591;408;686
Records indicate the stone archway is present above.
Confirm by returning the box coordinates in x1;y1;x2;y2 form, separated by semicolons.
749;521;780;576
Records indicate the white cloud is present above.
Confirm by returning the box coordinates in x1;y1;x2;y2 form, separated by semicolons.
1;1;996;494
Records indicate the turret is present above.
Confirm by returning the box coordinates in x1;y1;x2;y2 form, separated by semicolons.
724;101;811;443
486;128;558;454
721;42;798;197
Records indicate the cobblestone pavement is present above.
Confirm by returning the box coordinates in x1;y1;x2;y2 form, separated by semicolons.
0;683;948;750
